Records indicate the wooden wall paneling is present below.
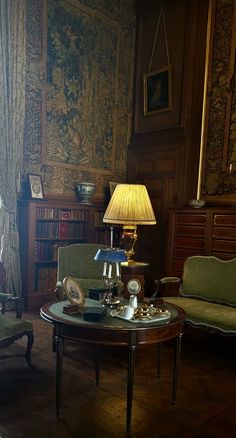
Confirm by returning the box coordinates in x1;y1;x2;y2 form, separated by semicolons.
166;208;236;283
133;0;209;198
166;208;207;277
134;0;187;133
181;0;209;201
127;146;183;292
128;0;210;292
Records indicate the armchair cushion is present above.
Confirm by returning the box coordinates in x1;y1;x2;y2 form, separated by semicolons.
0;284;34;366
0;314;33;341
0;293;12;301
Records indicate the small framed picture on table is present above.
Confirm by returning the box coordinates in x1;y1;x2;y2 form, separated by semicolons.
28;174;44;199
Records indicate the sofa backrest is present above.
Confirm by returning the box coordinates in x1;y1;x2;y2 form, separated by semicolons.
181;255;236;306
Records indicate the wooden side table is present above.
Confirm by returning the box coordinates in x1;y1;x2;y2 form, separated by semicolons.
121;261;149;301
40;299;185;433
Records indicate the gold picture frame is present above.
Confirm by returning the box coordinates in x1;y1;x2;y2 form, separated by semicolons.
28;174;44;199
143;66;172;116
63;277;85;306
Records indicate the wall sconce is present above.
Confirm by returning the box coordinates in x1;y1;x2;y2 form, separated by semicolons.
94;248;127;306
103;184;156;262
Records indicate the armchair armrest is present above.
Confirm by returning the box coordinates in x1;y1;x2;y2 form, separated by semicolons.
0;292;12;302
54;281;65;301
0;294;22;318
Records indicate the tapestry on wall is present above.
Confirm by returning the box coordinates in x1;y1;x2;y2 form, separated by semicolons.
44;0;119;173
24;0;135;196
203;0;236;197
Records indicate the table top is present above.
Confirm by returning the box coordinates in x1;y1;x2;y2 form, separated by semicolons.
121;261;149;269
40;299;185;347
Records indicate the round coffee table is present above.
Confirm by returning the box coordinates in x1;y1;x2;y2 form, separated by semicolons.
40;299;185;432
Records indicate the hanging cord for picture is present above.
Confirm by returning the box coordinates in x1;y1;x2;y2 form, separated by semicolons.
148;5;170;73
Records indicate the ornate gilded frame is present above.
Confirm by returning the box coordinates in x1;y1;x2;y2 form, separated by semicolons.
143;66;172;116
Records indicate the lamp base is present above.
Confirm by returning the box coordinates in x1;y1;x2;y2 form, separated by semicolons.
120;225;137;262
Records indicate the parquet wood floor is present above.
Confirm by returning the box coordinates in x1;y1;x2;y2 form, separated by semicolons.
0;311;236;437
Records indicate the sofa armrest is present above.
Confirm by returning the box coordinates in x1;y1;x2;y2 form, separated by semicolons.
151;277;181;299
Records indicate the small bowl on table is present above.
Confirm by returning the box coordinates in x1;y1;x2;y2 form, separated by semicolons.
189;199;205;208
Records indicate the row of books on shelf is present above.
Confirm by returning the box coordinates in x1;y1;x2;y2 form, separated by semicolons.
36;207;89;221
36;267;57;293
36;221;88;239
35;241;68;261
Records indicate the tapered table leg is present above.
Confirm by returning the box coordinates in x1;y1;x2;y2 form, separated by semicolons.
171;331;183;405
127;341;136;433
156;342;161;380
94;346;99;386
55;332;64;417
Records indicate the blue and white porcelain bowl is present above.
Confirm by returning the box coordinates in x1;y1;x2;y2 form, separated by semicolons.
189;199;205;208
76;182;96;204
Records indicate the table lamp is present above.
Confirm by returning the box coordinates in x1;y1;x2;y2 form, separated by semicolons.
94;247;127;306
103;184;156;262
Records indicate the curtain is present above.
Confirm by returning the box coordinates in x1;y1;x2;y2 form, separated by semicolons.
0;0;26;296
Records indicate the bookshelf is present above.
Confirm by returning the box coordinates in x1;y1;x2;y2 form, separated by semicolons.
18;199;111;309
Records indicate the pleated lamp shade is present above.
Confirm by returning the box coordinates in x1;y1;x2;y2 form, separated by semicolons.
103;184;156;225
103;184;156;262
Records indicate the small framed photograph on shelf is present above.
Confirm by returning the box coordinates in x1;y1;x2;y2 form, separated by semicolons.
28;174;44;199
143;66;172;116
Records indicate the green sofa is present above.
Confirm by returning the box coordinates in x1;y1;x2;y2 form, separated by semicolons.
163;256;236;334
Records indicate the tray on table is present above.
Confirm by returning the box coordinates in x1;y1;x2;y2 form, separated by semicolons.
110;304;171;324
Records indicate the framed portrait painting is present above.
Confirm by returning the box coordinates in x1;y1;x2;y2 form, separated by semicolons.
143;66;172;116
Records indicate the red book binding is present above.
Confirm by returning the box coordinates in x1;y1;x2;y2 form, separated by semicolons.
58;222;68;238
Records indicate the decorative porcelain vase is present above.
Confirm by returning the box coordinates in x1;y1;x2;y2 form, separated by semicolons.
76;182;96;205
189;199;205;208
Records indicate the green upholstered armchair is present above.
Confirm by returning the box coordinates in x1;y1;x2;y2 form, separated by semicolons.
55;243;116;300
0;262;34;366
